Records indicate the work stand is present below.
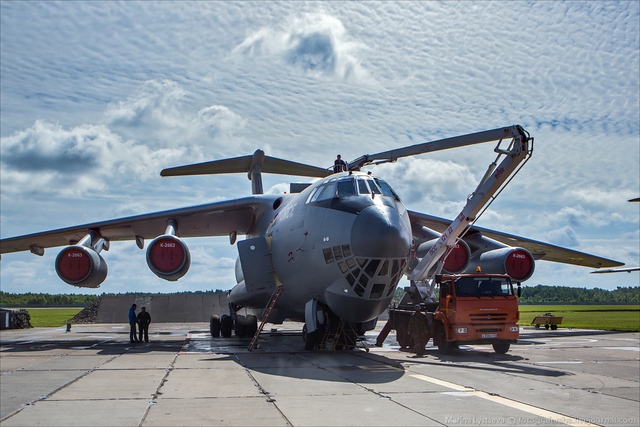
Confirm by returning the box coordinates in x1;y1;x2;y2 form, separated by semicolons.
317;320;369;352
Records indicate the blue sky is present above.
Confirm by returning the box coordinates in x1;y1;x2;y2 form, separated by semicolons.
1;1;638;295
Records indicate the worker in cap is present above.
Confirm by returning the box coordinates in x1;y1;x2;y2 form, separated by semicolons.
333;154;347;173
407;303;430;356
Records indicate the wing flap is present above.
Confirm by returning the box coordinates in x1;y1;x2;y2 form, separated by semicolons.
408;210;624;269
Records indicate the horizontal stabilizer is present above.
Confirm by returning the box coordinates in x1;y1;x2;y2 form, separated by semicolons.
161;151;330;178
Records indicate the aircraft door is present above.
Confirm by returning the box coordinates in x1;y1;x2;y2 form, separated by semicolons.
237;237;276;293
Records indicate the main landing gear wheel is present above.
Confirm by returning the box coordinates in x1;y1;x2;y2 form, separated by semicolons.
246;315;258;337
303;324;320;351
235;315;247;337
210;315;220;338
220;314;233;337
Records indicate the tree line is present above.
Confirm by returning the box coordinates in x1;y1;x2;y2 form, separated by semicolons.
391;285;639;304
519;285;639;303
0;290;227;307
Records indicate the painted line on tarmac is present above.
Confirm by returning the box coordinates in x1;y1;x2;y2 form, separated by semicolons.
410;373;599;427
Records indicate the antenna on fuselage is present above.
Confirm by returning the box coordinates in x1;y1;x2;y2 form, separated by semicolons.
160;150;330;195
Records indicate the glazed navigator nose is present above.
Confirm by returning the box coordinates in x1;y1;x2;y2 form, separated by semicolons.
350;205;411;258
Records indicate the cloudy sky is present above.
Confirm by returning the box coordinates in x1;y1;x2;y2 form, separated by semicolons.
1;1;638;295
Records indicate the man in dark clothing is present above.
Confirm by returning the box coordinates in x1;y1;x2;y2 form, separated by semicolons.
333;155;347;173
137;307;151;343
407;304;430;356
129;304;139;343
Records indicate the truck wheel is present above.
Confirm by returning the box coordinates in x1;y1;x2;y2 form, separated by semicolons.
438;340;454;355
434;322;453;354
493;342;510;354
550;324;558;330
534;324;540;329
545;324;550;330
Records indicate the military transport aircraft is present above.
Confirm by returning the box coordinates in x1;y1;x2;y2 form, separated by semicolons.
0;125;624;349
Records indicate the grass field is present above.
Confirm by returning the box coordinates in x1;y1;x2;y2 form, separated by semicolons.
24;308;83;328
519;305;640;332
13;305;640;332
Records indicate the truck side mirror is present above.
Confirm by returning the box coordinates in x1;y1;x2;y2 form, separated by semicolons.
517;282;522;298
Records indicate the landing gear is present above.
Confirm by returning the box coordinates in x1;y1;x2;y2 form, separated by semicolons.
210;315;220;337
302;306;368;352
234;315;259;337
246;315;258;337
210;312;258;339
235;315;247;337
303;324;321;350
220;314;233;337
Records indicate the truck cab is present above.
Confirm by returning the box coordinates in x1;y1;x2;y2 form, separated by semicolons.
433;273;520;354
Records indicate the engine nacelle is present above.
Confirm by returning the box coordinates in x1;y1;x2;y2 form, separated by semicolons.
417;239;471;274
55;245;108;288
146;235;191;281
466;247;535;281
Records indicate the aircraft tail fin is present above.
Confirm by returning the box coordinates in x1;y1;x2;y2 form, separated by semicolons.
161;150;330;195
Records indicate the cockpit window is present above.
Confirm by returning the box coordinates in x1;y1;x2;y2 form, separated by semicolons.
357;179;370;194
311;183;337;202
368;178;382;194
374;178;399;199
337;179;357;197
305;187;319;204
308;176;400;203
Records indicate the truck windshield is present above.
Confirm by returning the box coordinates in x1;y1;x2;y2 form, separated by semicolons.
454;277;513;297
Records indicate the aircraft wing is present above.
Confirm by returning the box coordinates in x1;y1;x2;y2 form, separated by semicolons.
591;266;640;274
408;210;624;269
0;196;277;255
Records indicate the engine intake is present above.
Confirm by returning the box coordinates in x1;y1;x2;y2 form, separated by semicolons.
467;247;535;281
146;235;191;281
417;238;471;274
55;245;108;288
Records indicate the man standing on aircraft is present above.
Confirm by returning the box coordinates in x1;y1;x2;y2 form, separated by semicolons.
128;304;139;343
408;304;430;356
137;307;151;343
333;154;347;173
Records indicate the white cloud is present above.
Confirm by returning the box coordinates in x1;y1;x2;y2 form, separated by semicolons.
0;120;188;197
545;226;581;248
233;12;368;82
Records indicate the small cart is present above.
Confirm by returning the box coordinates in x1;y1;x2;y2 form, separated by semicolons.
531;312;563;330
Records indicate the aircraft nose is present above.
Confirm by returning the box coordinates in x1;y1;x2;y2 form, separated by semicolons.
350;205;412;258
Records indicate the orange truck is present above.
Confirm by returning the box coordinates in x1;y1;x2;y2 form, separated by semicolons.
388;273;521;354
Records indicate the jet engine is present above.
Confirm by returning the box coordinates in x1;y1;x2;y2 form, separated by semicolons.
146;234;191;281
417;239;471;274
55;245;108;288
466;247;535;281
